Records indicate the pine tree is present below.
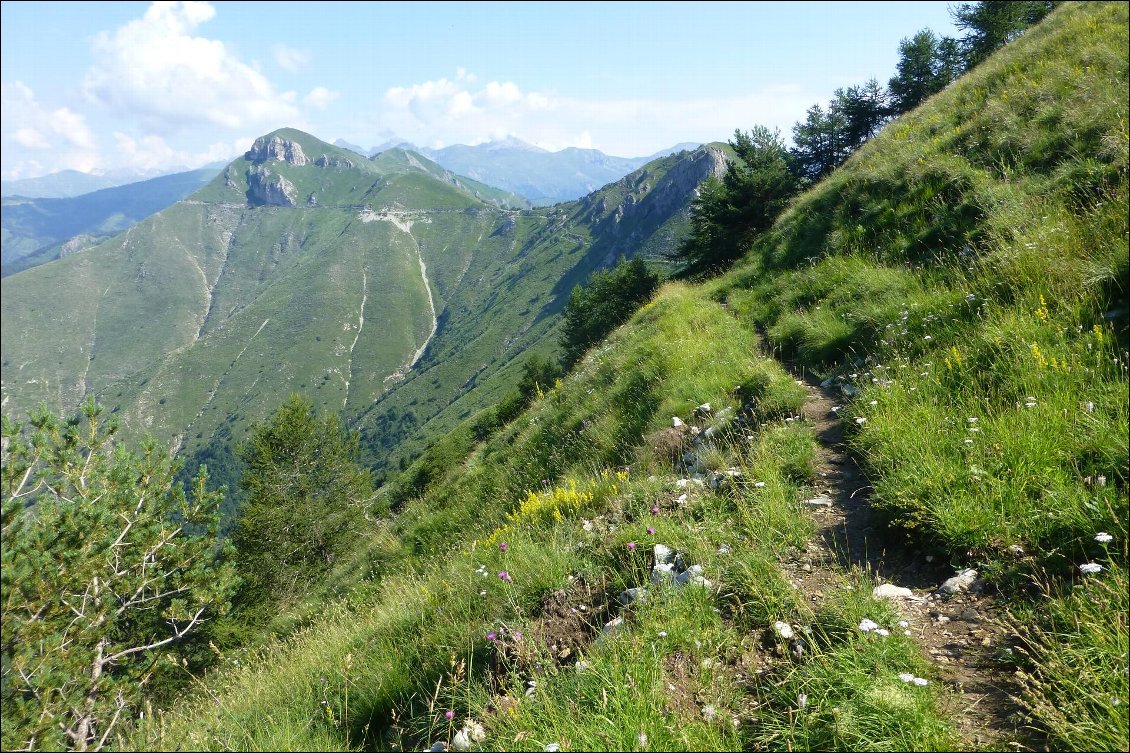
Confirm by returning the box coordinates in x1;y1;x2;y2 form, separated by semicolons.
1;398;236;751
230;395;374;613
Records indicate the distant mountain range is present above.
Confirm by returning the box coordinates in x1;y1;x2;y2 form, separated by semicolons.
1;168;222;277
0;163;227;199
333;137;702;206
1;128;725;485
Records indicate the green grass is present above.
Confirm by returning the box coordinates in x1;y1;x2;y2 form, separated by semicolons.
713;3;1129;747
131;279;959;751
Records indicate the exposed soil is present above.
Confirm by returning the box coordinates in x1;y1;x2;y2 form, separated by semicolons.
781;363;1041;750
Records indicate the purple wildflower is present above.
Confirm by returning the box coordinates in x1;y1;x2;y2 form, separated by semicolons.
499;541;508;552
498;571;513;582
627;542;637;551
445;710;454;720
647;527;656;535
487;631;497;641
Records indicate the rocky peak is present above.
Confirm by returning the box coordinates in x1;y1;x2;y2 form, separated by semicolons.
246;165;297;207
315;153;354;169
246;135;308;166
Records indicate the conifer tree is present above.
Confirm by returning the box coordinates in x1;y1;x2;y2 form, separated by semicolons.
230;395;373;613
1;398;236;751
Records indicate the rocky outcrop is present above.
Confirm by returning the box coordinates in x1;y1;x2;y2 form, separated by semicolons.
59;234;99;258
246;165;297;207
315;153;354;169
246;135;308;166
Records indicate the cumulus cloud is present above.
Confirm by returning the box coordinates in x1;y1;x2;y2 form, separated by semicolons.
375;70;817;156
82;1;299;134
303;86;340;110
274;44;311;73
112;132;251;172
1;81;102;177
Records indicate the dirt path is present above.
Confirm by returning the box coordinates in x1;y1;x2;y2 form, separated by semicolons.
780;363;1037;751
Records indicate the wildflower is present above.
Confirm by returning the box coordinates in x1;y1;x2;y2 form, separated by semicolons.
498;571;512;582
1079;563;1103;574
651;505;660;515
464;720;486;743
754;481;766;488
499;542;508;552
658;630;668;637
913;677;929;686
898;620;909;628
627;542;637;551
858;618;880;632
964;439;973;445
869;400;878;406
1095;532;1114;544
855;417;867;425
445;710;454;720
967;417;978;423
798;693;809;708
875;628;890;637
647;526;656;535
513;631;523;641
486;631;497;641
898;673;916;682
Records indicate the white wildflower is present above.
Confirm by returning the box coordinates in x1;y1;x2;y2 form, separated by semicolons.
1095;532;1113;544
858;618;880;632
798;693;809;708
1079;563;1104;574
855;417;867;425
875;628;890;637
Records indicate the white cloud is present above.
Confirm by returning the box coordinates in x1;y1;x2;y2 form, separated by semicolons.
12;128;50;150
82;1;299;134
112;132;251;172
1;82;103;178
274;44;311;73
374;70;818;157
303;86;340;110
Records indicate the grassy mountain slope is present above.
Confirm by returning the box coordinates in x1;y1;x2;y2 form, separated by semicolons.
1;131;723;492
132;4;1127;751
356;144;728;474
1;167;221;276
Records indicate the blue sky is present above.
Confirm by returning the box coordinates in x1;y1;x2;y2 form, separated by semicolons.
0;1;959;179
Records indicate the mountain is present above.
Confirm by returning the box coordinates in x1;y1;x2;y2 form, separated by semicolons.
424;138;703;206
343;136;704;206
1;167;221;277
0;166;203;199
125;4;1128;751
1;128;723;487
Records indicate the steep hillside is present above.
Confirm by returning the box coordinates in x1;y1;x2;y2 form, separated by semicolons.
1;130;723;488
1;167;220;276
129;4;1126;752
357;144;728;473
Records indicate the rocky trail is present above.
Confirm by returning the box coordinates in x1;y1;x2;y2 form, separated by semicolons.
780;362;1038;750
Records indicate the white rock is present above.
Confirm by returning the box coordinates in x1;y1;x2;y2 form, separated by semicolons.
545;745;561;753
603;617;624;634
651;563;676;584
804;496;833;507
672;416;685;427
872;584;918;600
938;568;979;594
452;730;471;752
654;544;675;564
